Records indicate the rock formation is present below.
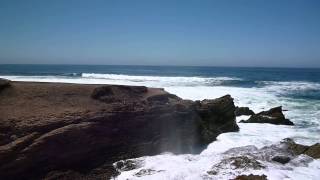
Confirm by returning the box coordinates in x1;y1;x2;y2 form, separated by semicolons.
0;78;10;91
234;107;255;116
0;81;239;179
240;106;294;125
282;138;320;159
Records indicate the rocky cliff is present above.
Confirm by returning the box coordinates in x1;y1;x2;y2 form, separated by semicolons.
0;80;238;179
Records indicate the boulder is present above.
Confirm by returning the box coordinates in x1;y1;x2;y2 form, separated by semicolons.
235;107;255;116
0;78;10;91
240;106;294;125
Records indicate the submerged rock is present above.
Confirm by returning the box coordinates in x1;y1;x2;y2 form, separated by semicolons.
207;156;265;176
305;143;320;159
283;138;320;159
271;156;291;164
235;107;255;116
0;82;239;179
230;156;265;169
205;139;319;178
114;159;143;171
240;106;294;125
134;169;164;177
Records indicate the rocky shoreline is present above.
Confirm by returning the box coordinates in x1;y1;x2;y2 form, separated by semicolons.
0;79;239;179
115;138;320;180
0;79;319;180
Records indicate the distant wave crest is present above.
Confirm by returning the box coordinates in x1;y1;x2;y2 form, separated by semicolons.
81;73;242;86
261;81;320;99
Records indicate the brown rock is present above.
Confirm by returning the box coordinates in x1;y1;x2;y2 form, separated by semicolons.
282;139;320;159
197;95;239;143
0;82;239;179
304;143;320;159
240;106;294;125
235;107;255;116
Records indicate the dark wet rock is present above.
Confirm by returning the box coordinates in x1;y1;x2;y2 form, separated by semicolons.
282;139;320;159
208;156;264;176
282;138;309;155
240;106;294;125
235;107;255;116
206;139;320;179
0;82;239;179
134;169;164;177
207;170;218;175
234;174;268;180
271;156;291;164
230;156;265;170
0;78;10;91
197;95;239;144
114;159;143;171
304;143;320;159
44;170;84;180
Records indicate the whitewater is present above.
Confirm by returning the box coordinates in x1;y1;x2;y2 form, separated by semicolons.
1;72;320;180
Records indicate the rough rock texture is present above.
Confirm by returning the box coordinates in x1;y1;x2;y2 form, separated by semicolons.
0;81;239;180
234;174;268;180
283;138;320;159
235;107;255;116
304;143;320;159
240;106;294;125
207;156;265;175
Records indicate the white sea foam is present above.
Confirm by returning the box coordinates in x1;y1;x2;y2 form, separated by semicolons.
262;81;320;91
261;81;320;98
0;74;242;87
1;74;320;179
82;73;242;87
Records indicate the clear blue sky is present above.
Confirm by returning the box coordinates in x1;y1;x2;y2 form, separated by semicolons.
0;0;320;67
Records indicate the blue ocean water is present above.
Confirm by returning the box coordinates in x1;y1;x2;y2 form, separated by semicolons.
1;64;319;99
1;64;319;82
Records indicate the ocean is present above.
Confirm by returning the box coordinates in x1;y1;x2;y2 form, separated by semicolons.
1;64;320;179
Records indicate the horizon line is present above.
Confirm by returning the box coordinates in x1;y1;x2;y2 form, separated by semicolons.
0;63;320;69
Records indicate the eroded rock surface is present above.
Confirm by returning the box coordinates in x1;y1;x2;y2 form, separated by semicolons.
0;81;239;179
283;138;320;159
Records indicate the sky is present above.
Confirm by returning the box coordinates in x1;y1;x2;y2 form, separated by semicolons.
0;0;320;67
